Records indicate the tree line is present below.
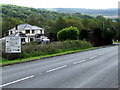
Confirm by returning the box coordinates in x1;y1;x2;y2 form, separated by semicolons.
1;4;120;46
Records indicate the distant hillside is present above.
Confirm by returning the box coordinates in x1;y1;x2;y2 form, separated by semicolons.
1;4;62;20
2;4;94;20
45;8;118;16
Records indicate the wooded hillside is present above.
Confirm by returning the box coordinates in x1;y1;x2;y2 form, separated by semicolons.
1;4;120;45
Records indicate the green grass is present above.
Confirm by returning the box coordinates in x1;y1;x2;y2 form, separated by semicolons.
113;41;120;43
0;47;96;66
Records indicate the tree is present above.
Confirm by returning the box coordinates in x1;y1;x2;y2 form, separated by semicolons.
87;19;99;30
54;16;67;32
82;19;100;30
52;16;67;41
96;15;105;21
57;26;79;41
26;14;46;27
79;29;90;41
91;28;103;46
102;28;116;45
65;16;84;30
45;20;55;41
116;22;120;41
2;17;24;37
91;27;116;46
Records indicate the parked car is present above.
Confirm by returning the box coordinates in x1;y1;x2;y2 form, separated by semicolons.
36;38;50;43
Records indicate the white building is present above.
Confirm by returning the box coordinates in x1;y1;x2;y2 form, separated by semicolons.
8;24;49;43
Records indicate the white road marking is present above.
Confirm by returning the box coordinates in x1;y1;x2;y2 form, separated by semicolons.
39;73;42;75
89;56;97;59
5;66;10;68
0;75;34;87
73;60;86;64
99;53;105;55
46;65;67;73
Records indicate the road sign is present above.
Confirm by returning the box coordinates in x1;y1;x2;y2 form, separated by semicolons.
5;36;21;53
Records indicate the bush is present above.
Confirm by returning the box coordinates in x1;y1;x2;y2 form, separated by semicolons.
2;40;92;60
57;26;79;41
21;40;92;58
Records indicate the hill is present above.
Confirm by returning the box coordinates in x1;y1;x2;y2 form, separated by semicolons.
44;8;118;16
2;4;95;20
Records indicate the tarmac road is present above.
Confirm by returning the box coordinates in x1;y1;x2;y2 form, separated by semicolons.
1;45;119;88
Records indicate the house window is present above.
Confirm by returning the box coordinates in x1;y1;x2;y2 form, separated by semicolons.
21;38;25;42
26;30;30;34
10;31;12;35
32;30;35;34
40;30;42;34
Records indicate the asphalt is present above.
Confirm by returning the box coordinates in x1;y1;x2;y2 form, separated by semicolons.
1;45;119;88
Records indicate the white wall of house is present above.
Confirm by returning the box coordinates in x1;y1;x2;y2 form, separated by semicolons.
26;37;29;43
9;29;45;36
21;37;35;43
9;29;45;43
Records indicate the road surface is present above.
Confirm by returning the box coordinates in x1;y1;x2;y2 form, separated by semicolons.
1;45;119;88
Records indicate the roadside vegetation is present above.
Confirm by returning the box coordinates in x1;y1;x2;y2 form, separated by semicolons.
57;26;79;41
1;40;94;65
1;4;120;65
22;40;92;58
113;41;120;43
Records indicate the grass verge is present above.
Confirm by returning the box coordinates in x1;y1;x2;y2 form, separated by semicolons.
113;41;120;43
0;47;96;66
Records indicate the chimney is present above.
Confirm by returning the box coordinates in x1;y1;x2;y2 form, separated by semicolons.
15;24;18;30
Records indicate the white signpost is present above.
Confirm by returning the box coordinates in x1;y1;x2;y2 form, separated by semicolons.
5;37;21;53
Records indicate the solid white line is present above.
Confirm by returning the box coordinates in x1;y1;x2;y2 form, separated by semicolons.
5;66;10;68
46;65;67;73
73;60;86;64
0;75;34;87
89;56;97;59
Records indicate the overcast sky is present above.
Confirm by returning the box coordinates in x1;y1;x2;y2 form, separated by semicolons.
1;0;119;9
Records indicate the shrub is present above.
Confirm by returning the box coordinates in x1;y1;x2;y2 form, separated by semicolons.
21;40;92;58
57;26;79;41
2;40;92;60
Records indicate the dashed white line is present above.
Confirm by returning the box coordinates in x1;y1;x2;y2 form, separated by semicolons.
73;60;86;64
39;73;42;75
46;65;67;73
99;53;105;55
0;75;34;87
89;56;97;59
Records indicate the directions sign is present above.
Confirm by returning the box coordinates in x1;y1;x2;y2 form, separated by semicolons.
5;37;21;53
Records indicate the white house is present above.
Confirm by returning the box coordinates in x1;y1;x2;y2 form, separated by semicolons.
8;24;49;43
